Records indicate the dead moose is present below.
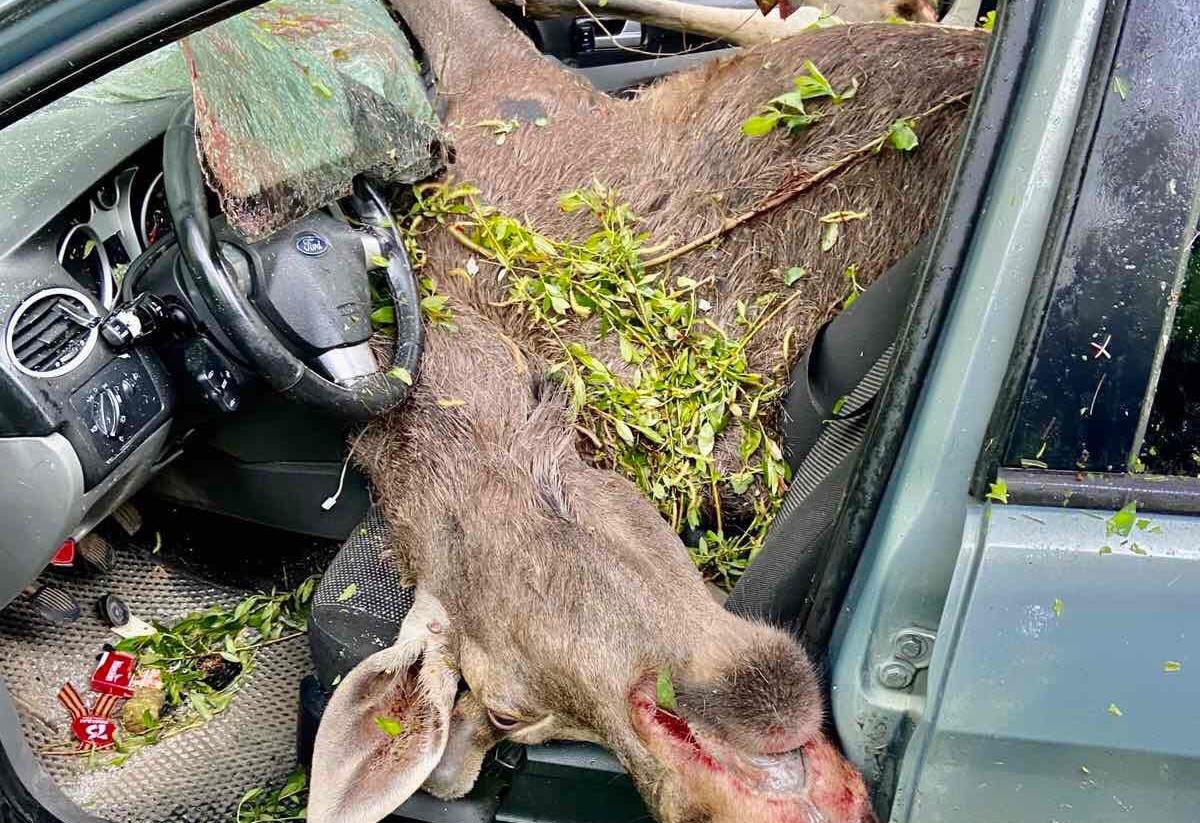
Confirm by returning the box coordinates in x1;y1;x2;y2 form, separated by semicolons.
308;3;987;823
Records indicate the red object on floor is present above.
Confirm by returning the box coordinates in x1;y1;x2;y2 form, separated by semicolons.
50;539;76;567
90;650;137;698
58;684;119;749
70;714;117;748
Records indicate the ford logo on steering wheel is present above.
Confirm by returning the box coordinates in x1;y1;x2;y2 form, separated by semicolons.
294;231;329;257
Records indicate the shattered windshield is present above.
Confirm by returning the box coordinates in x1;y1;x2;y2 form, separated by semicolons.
0;0;441;244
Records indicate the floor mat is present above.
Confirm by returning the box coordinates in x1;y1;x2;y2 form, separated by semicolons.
0;551;311;823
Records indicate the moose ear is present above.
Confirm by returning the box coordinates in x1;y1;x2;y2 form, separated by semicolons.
308;590;458;823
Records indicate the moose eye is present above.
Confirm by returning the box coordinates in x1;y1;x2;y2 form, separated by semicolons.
486;708;523;731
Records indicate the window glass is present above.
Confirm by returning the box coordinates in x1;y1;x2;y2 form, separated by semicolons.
1140;240;1200;475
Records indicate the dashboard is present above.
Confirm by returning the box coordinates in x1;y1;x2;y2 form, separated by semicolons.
0;127;180;609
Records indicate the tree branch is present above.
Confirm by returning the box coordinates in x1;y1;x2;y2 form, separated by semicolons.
493;0;823;47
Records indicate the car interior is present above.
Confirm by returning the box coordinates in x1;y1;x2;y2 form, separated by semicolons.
0;2;1002;822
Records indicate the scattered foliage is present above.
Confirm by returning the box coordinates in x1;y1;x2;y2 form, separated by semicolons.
741;61;857;137
236;767;308;823
985;479;1008;504
656;668;678;711
1112;75;1129;101
404;183;797;585
84;579;317;767
374;716;407;737
886;118;919;151
1106;501;1138;537
475;118;520;145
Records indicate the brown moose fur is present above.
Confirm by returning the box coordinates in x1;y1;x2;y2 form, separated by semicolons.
381;6;984;490
330;5;987;823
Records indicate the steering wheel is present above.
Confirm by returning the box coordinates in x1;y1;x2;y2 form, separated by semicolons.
162;102;422;421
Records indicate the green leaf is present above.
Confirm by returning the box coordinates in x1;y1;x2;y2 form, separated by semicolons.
310;80;334;99
618;335;637;363
278;769;307;801
1164;660;1182;673
769;91;809;111
370;254;390;268
1052;598;1063;618
655;668;677;711
571;373;586;411
1106;502;1138;537
371;305;395;326
83;239;96;258
979;9;996;30
985;479;1009;505
820;222;839;252
388;367;414;386
783;266;807;287
374;716;407;737
533;116;550;127
831;395;847;416
1107;702;1123;717
337;584;358;603
1112;75;1128;101
741;113;782;137
190;692;213;721
614;420;635;445
887;118;919;151
698;422;716;457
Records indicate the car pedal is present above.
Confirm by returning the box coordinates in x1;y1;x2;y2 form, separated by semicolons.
79;533;117;573
111;502;143;536
26;585;81;624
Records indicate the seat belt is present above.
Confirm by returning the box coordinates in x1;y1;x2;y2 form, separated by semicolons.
727;238;930;626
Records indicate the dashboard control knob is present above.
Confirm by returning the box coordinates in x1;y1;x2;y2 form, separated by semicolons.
92;387;122;438
119;378;136;399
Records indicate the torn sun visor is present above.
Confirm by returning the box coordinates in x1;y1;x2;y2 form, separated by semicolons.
182;0;444;241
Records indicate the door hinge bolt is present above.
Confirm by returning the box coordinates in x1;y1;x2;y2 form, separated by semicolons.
877;660;917;690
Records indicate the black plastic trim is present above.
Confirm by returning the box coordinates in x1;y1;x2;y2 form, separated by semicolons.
0;0;265;129
797;0;1043;652
971;0;1132;497
1001;467;1200;513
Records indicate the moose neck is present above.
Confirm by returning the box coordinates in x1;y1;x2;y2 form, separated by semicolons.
389;0;578;108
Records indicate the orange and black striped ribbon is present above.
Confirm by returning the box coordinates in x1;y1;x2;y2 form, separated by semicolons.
57;682;119;751
56;683;87;721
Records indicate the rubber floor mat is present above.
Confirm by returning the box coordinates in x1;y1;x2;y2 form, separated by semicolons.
0;552;312;823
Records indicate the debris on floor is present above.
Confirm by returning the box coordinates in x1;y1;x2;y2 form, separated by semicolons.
35;576;318;768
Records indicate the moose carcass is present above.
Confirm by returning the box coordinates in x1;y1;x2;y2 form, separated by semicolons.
309;4;986;823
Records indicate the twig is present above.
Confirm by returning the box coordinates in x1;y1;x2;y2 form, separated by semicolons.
640;90;974;269
153;631;306;664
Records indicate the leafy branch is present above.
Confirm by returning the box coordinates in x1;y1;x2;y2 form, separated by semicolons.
406;185;793;585
44;578;318;767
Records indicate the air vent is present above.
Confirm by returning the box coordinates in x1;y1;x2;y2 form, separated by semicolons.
5;288;99;378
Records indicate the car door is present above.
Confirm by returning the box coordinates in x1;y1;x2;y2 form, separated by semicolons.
827;0;1200;820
